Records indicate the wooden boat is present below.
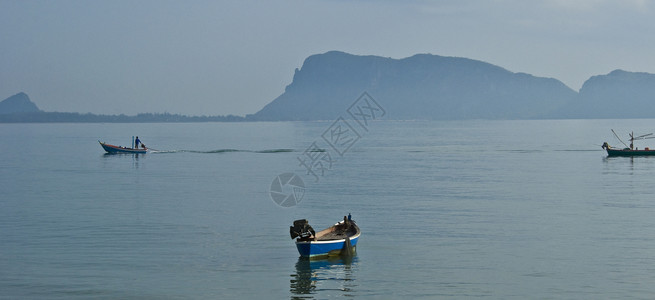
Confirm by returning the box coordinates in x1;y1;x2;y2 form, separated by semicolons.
99;141;147;154
602;130;655;157
290;215;360;258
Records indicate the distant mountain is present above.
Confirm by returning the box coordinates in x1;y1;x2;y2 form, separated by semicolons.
247;51;578;120
0;111;245;123
6;53;655;122
559;70;655;119
0;92;40;114
0;92;245;123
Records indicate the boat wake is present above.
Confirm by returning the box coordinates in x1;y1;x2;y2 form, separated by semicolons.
554;149;600;152
149;148;295;154
501;149;600;153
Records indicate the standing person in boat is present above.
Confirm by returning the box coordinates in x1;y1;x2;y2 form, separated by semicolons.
135;136;141;149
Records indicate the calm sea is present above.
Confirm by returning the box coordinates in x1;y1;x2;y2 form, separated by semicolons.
2;120;655;299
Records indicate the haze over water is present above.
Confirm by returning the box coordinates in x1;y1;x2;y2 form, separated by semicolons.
2;120;655;299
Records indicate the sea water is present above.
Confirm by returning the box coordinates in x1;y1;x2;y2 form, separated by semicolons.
2;120;655;299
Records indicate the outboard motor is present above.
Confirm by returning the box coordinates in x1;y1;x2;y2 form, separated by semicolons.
290;219;315;240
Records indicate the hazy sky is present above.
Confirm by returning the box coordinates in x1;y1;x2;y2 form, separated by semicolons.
2;0;654;116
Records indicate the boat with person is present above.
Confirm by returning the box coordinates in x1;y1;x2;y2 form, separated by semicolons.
290;215;360;258
602;130;655;157
99;140;148;154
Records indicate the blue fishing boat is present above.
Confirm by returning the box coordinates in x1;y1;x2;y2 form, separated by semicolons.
290;215;360;258
99;141;147;154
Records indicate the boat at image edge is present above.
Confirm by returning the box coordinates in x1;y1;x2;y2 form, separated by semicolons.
602;130;655;157
290;216;360;258
99;141;148;154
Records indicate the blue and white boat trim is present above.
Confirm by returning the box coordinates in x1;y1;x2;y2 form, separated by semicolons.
295;231;360;257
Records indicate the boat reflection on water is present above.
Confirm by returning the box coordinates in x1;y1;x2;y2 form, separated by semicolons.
102;152;144;169
290;255;358;299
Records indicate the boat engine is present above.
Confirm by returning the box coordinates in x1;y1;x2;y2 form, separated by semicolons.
290;219;315;240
